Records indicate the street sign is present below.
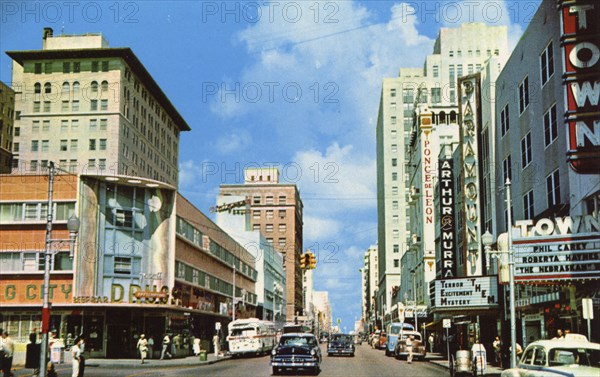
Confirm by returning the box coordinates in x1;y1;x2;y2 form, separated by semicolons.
583;298;594;320
443;319;451;328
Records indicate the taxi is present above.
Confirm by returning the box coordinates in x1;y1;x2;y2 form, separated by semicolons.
500;334;599;377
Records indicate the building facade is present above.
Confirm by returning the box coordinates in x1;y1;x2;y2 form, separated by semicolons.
0;81;15;173
7;28;189;186
218;168;304;321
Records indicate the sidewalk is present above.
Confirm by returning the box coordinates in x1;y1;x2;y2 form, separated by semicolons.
426;353;504;376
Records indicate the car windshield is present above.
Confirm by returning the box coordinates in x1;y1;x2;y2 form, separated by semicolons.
331;335;352;342
280;336;315;347
547;348;600;368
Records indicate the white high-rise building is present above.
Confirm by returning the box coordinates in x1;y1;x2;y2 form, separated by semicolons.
376;23;508;317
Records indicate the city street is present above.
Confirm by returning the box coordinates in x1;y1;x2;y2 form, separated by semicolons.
12;345;449;377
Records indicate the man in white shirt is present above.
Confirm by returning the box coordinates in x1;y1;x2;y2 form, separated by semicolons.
1;331;14;377
71;337;82;377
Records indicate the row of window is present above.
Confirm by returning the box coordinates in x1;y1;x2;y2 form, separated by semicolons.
255;223;287;233
32;99;109;113
252;194;288;205
33;80;110;97
176;216;258;281
501;103;558;148
33;60;109;74
448;48;499;58
0;251;73;272
0;201;75;222
24;159;107;173
252;209;287;219
26;138;107;153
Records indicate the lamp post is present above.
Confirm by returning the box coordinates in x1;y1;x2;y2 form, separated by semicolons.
40;162;80;377
411;269;418;332
481;178;517;369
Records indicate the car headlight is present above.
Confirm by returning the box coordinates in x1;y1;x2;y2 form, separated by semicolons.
272;349;277;356
310;349;317;356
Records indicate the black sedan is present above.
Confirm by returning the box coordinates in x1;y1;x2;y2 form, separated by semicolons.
271;333;321;375
327;334;355;356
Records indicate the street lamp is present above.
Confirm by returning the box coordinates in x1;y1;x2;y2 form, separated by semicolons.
40;161;80;377
481;178;517;369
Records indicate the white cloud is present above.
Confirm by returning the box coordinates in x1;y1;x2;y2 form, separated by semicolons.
215;129;252;155
304;215;342;241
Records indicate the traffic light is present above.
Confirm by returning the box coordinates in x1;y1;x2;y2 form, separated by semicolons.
300;253;307;269
308;252;317;269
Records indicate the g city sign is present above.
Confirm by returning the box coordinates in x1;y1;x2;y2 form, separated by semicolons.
559;1;600;173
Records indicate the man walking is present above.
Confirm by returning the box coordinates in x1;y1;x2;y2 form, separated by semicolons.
77;336;86;377
71;337;82;377
406;335;414;364
1;331;14;377
136;334;148;364
160;334;172;359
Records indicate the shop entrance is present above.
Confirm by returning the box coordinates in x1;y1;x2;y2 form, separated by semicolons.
106;325;130;358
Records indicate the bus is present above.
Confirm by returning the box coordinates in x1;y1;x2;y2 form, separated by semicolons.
385;322;415;356
227;318;277;356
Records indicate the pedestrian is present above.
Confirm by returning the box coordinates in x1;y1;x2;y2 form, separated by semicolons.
136;334;148;364
147;336;154;359
78;336;86;377
26;332;41;377
406;335;414;364
492;336;502;368
160;334;172;359
1;331;14;377
212;333;220;357
193;337;201;356
71;337;82;377
428;333;435;353
47;362;57;377
471;339;486;374
553;329;564;339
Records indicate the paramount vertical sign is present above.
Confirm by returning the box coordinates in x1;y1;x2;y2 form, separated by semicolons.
459;75;483;276
439;159;456;278
559;1;600;174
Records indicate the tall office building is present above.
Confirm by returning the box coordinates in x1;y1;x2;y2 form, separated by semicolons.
0;81;15;173
7;28;190;186
218;167;304;321
376;23;508;316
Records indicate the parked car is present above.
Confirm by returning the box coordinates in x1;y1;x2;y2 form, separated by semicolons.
395;331;426;361
370;330;381;348
328;333;355;356
500;335;599;377
271;333;322;375
385;322;415;356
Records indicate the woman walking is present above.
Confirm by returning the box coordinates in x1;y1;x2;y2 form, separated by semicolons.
137;334;148;364
71;337;82;377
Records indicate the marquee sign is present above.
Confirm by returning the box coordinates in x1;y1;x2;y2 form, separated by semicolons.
458;75;483;276
433;276;499;309
513;214;600;281
559;1;600;173
439;159;456;278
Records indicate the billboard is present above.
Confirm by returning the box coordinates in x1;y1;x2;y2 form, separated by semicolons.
439;159;456;278
433;276;499;309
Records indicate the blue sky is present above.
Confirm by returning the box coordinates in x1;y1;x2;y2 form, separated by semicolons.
1;0;539;331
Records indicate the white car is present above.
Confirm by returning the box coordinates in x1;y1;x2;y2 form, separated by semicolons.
501;335;599;377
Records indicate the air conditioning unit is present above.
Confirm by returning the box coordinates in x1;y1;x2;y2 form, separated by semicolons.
410;186;421;198
412;234;422;244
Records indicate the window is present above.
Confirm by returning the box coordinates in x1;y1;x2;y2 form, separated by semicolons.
73;62;80;73
449;50;454;57
540;41;554;86
30;160;38;172
14;127;20;136
392;158;397;166
44;62;52;74
521;132;532;168
100;119;108;130
393;259;399;268
91;62;99;72
71;120;79;130
544;104;558;147
432;65;439;77
449;65;455;88
101;81;108;91
99;159;106;170
61;120;68;132
42;121;50;132
391;116;397;125
547;169;560;207
33;101;40;112
253;195;261;204
13;142;19;152
500;105;509;136
90;119;97;130
35;63;42;74
99;139;107;150
31;140;39;152
70;140;78;151
63;62;70;73
265;195;274;204
266;224;273;232
503;155;512;182
392;201;398;210
266;210;274;219
392;172;398;181
390;88;396;97
61;101;69;111
519;76;529;114
391;130;397;138
90;100;98;111
102;61;109;72
88;159;96;169
43;101;51;112
278;238;286;247
392;186;398;196
266;238;273;244
431;88;441;103
114;257;132;275
392;215;399;223
278;224;286;232
252;224;260;231
278;209;286;218
393;244;399;253
60;140;68;151
32;121;40;132
252;210;260;219
44;83;52;94
468;64;474;74
72;100;79;111
89;139;96;151
391;144;397;153
523;190;534;220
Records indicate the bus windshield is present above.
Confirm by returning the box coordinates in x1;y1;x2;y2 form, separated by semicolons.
230;327;257;337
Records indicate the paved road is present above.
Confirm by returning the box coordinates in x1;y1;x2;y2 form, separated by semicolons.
14;344;448;377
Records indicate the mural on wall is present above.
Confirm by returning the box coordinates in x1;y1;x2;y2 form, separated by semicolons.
77;177;176;304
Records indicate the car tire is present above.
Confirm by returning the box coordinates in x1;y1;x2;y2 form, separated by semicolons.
272;367;280;375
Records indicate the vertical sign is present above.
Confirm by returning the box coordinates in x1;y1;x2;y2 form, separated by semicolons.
459;75;483;276
439;159;456;278
559;1;600;173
